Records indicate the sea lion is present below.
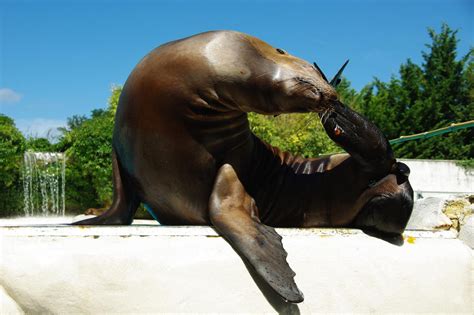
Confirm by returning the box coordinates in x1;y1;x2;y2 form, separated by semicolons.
73;31;414;303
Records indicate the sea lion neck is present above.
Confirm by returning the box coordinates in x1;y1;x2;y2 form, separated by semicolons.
180;88;252;157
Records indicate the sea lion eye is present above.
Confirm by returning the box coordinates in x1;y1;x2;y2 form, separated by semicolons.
276;48;286;55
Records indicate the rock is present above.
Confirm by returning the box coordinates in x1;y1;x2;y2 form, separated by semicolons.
458;215;474;249
406;197;452;230
443;197;472;230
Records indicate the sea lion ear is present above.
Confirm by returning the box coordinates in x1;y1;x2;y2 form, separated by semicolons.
330;60;349;87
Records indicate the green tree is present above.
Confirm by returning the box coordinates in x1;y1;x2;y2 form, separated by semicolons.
397;59;424;134
0;114;26;216
357;78;406;139
359;24;473;160
336;77;361;110
398;24;472;159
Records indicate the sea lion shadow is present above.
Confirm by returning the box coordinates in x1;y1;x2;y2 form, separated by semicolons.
240;257;301;315
362;229;405;246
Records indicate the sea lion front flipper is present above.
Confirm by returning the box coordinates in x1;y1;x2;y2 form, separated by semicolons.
209;164;304;303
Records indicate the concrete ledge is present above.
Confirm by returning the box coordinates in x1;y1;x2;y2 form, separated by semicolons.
0;225;472;314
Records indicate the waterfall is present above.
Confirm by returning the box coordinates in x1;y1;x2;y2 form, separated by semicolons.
23;152;66;216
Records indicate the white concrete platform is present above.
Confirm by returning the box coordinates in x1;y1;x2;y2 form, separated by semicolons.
0;225;472;314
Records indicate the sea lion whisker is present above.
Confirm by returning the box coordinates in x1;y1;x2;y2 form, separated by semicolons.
318;109;325;123
298;84;317;93
274;77;295;84
255;71;274;79
287;78;311;90
322;109;334;125
320;108;331;125
287;81;305;90
318;109;326;124
321;111;328;125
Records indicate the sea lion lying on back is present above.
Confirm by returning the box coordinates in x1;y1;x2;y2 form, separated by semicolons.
74;31;414;303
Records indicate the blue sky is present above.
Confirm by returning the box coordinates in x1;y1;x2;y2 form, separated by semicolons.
0;0;472;138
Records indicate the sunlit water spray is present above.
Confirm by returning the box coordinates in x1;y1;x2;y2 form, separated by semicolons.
23;152;66;216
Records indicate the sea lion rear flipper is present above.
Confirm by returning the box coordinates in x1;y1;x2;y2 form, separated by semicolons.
209;164;304;303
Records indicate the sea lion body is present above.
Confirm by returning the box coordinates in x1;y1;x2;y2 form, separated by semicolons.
75;31;414;303
115;31;338;226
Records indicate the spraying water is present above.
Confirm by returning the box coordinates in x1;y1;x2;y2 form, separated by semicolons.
23;152;66;216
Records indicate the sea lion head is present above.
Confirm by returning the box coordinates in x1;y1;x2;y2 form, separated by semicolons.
352;162;414;243
210;32;343;115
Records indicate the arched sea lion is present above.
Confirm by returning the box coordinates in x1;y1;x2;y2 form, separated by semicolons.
74;31;414;303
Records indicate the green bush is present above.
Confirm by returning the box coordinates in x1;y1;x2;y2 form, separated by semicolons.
0;114;26;216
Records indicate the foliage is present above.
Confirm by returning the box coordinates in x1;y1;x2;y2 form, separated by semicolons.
456;159;474;170
64;110;115;211
249;113;339;158
0;114;26;216
336;77;361;111
108;85;122;113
